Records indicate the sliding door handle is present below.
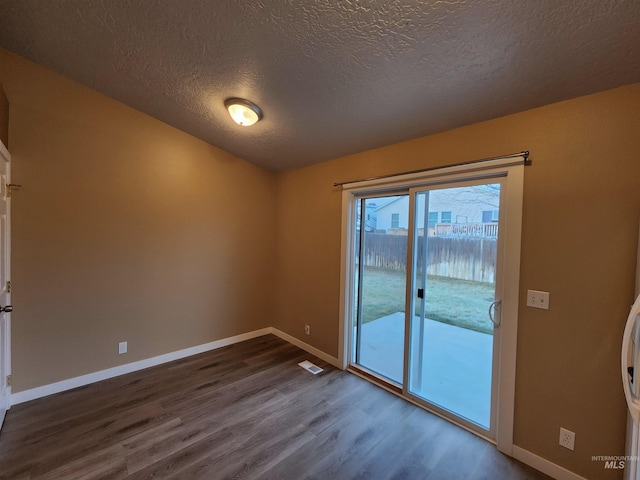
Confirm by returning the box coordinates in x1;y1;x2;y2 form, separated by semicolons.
489;300;501;328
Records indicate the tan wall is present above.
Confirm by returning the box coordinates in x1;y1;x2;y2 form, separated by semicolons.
275;83;640;479
0;82;8;147
0;48;277;392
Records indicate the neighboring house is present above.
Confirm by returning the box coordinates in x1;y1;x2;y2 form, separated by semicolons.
356;201;378;232
376;185;500;236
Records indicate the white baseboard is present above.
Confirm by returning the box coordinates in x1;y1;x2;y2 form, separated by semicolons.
512;445;588;480
11;327;272;405
9;326;585;480
11;327;340;405
269;327;341;368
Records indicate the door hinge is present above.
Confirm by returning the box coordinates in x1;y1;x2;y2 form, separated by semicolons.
6;183;22;197
6;281;10;293
6;375;11;387
417;288;424;299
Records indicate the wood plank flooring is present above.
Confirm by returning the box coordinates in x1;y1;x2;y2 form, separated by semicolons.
0;335;551;479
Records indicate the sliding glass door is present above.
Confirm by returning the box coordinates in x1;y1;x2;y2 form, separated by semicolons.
407;181;502;430
347;169;517;440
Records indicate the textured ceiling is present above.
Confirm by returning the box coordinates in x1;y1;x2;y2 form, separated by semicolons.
0;1;639;171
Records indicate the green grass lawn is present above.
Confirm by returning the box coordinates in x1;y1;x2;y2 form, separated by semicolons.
360;266;495;334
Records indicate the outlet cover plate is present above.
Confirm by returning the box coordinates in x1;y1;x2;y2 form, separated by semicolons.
559;427;575;450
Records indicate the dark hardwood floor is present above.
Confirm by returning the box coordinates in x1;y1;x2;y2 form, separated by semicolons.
0;335;551;479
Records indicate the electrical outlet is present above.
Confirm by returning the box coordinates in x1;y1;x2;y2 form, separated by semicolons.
559;427;575;450
118;341;128;354
527;289;550;310
304;324;310;335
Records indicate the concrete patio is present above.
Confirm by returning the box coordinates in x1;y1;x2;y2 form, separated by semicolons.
358;312;493;428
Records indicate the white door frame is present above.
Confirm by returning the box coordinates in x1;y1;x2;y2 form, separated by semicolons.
338;157;524;455
0;139;11;428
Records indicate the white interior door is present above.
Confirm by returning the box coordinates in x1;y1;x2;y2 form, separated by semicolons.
0;140;11;429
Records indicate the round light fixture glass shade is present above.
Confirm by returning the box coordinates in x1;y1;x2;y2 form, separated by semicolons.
224;98;263;126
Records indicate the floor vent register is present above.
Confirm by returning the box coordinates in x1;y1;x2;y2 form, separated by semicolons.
298;360;323;375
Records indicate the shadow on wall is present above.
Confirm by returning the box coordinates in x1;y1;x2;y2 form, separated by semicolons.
0;83;8;147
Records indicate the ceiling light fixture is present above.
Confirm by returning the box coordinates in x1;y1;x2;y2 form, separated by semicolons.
224;98;263;126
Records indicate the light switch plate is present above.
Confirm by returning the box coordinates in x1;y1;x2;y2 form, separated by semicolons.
527;290;550;310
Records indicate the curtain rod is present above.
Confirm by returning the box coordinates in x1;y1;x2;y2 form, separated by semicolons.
332;151;530;188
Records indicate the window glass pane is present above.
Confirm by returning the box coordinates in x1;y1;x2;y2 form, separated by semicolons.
428;212;438;227
354;195;408;384
482;210;499;222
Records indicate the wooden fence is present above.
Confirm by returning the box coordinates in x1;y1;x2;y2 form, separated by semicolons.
434;222;498;237
358;233;497;283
